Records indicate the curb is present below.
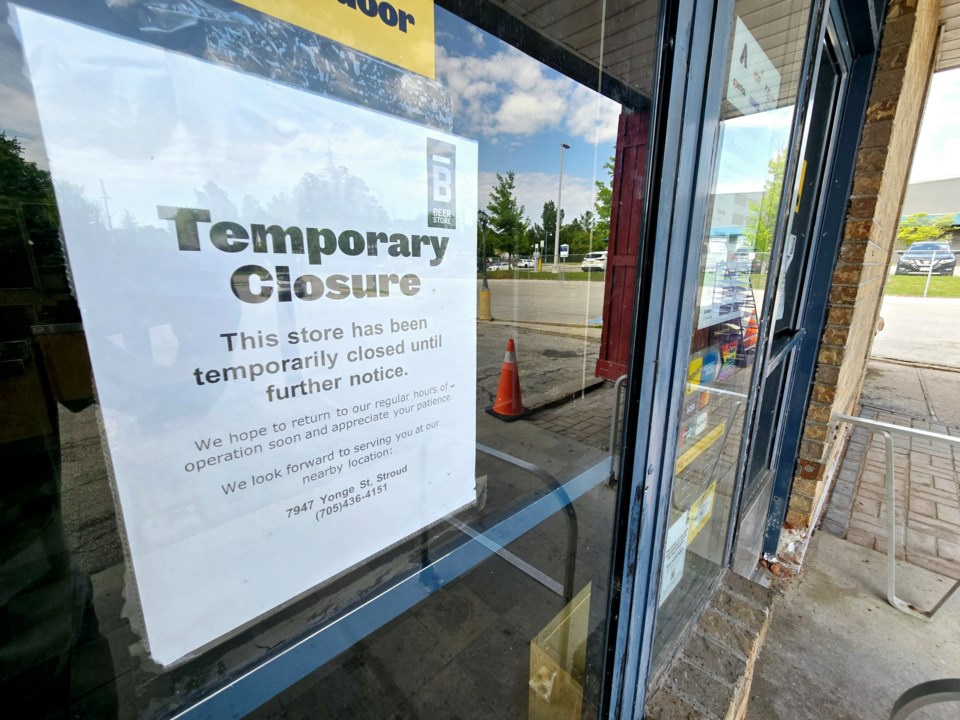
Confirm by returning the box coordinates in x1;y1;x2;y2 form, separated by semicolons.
523;376;608;415
871;355;960;374
481;319;602;342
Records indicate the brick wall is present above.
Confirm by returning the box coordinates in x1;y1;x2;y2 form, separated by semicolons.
783;0;941;534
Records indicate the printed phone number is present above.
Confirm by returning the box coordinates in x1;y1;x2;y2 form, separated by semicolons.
283;483;390;522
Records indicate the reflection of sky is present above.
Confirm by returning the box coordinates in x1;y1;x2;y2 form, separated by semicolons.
14;7;479;231
3;4;809;222
714;107;793;194
434;8;621;220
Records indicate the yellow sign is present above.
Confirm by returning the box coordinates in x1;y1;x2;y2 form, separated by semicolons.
236;0;436;78
675;422;725;474
687;481;717;544
794;159;807;212
686;355;703;393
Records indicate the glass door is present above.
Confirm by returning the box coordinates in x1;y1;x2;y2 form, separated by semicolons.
650;0;815;675
0;2;666;718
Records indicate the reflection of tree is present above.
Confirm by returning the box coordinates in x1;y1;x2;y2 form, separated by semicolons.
561;210;600;254
195;180;239;219
89;0;453;130
205;160;391;228
485;171;527;256
286;160;390;226
527;200;563;256
594;157;614;241
0;133;60;288
0;135;116;719
53;180;102;230
743;149;786;253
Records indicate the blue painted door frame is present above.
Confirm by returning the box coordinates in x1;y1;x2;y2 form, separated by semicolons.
606;0;739;714
611;0;883;714
759;0;883;559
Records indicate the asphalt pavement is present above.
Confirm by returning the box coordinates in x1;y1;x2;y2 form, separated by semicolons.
476;321;601;413
480;277;606;326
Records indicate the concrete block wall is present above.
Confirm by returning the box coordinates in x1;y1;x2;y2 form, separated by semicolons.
783;0;942;535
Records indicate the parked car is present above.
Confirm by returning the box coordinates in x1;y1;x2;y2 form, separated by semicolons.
895;242;955;276
581;251;608;272
487;261;512;271
516;258;536;269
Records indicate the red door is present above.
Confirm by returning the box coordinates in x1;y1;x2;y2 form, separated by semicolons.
596;109;649;380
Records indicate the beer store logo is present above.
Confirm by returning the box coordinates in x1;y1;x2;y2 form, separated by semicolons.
427;138;456;230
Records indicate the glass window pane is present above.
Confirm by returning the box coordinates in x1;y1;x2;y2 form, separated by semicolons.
0;1;660;717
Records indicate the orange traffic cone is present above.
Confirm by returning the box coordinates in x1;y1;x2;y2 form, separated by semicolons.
487;338;526;421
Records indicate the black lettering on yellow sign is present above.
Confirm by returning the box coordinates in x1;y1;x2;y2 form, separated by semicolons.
338;0;416;33
235;0;436;78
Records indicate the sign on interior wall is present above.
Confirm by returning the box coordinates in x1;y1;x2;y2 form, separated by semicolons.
14;5;477;667
727;16;781;116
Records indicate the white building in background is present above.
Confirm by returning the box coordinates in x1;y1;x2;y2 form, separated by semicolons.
902;178;960;215
710;190;763;236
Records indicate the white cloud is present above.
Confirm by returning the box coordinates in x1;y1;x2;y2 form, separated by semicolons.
478;170;599;223
911;68;960;183
436;46;621;143
468;26;485;48
495;92;564;135
565;84;621;144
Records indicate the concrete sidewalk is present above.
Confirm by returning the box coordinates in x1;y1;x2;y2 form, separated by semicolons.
747;532;960;719
748;357;960;719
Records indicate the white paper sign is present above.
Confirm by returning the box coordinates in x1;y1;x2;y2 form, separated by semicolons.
658;511;689;605
15;7;478;666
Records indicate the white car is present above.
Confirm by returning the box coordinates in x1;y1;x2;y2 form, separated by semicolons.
581;251;608;272
516;259;536;269
487;262;512;271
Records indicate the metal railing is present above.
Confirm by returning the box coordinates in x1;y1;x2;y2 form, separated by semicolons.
832;414;960;620
475;443;578;606
890;679;960;719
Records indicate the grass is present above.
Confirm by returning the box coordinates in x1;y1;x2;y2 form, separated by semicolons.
481;270;605;281
885;275;960;297
479;270;770;285
475;270;960;298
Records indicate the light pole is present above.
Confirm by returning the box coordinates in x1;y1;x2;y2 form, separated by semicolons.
553;143;570;273
478;209;492;320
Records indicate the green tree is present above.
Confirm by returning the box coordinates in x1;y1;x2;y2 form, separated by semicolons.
897;213;953;246
525;221;546;256
538;200;564;252
555;211;598;255
594;157;614;240
744;148;787;253
485;171;527;256
0;133;62;277
1;134;52;197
